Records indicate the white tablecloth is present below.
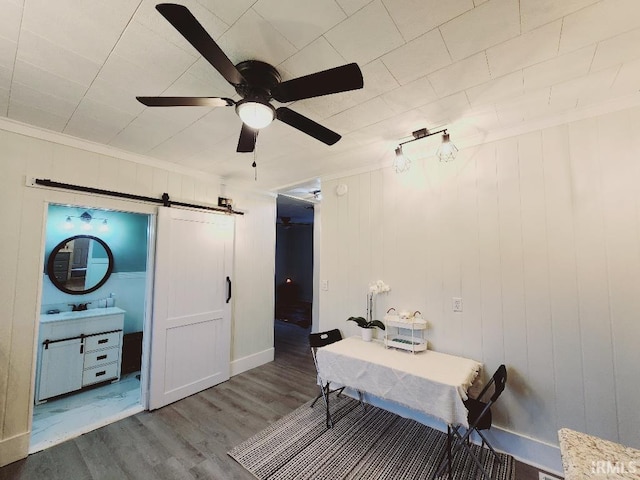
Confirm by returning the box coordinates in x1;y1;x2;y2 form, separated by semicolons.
316;337;482;427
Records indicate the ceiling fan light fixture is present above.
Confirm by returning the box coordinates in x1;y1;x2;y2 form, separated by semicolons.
236;100;275;129
137;5;364;154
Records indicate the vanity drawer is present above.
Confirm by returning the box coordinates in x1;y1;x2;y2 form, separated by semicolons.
85;331;121;352
82;361;119;386
84;347;120;369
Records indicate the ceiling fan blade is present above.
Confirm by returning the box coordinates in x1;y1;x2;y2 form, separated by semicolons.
156;3;246;86
237;123;258;153
272;63;363;103
276;107;341;145
136;96;234;107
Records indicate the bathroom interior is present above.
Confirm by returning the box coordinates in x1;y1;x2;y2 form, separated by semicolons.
31;204;151;453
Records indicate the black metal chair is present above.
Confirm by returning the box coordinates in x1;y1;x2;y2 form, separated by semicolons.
435;364;508;480
309;329;346;427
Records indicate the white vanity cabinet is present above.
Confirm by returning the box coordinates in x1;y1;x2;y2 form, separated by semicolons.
38;338;84;400
36;308;125;403
82;330;122;386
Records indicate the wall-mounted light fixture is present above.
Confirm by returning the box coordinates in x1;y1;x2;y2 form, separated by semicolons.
393;146;411;173
62;211;109;232
394;127;458;172
436;132;458;162
80;211;93;231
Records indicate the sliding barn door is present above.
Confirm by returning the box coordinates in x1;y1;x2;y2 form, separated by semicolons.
149;207;234;410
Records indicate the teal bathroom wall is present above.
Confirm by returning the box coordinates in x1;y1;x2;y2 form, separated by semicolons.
45;205;149;272
42;204;150;333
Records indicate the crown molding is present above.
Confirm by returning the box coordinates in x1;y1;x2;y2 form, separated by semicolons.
457;91;640;150
4;90;640;193
0;116;221;183
320;91;640;183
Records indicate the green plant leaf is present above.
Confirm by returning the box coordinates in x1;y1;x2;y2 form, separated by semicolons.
347;316;367;328
369;320;386;330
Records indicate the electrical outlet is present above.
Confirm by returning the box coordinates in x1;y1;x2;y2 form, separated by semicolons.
321;280;329;291
452;297;463;312
539;473;562;480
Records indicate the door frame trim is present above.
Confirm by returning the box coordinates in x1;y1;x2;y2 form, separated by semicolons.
28;202;156;453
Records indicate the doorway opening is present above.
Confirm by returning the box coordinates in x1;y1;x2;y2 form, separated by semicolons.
274;195;316;353
30;204;152;453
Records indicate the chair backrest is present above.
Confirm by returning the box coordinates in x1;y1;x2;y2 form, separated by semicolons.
309;329;342;372
309;329;342;348
477;364;507;404
489;364;507;402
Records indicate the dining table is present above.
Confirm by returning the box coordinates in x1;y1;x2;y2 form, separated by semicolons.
315;336;482;427
315;336;483;478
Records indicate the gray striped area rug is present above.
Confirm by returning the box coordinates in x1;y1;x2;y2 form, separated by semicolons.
228;395;515;480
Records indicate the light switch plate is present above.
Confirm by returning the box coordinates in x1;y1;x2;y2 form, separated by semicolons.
452;297;463;312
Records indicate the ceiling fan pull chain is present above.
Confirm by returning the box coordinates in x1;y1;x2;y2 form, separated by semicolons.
252;130;259;180
253;147;258;181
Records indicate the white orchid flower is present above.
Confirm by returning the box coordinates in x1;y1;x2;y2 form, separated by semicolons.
368;280;390;295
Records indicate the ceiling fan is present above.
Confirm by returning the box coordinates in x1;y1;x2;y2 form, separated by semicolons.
136;3;364;153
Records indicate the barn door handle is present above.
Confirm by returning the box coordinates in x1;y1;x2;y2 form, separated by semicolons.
226;276;232;303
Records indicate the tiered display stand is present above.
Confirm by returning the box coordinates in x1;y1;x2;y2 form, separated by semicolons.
383;310;427;353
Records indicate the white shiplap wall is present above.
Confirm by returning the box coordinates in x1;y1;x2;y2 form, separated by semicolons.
0;126;276;466
318;106;640;466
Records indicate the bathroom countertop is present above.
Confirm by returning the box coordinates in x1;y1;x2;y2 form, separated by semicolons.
558;428;640;479
40;307;125;323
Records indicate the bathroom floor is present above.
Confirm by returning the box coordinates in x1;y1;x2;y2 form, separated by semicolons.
30;372;143;453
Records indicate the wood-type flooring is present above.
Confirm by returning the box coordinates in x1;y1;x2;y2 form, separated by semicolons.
0;320;554;479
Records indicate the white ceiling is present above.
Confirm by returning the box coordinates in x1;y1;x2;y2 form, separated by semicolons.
2;0;640;193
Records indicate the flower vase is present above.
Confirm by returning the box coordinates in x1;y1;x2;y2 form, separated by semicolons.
361;327;373;342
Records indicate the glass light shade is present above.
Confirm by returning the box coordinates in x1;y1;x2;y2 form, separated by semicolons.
437;133;458;162
80;211;93;230
236;101;275;129
64;216;74;230
393;146;411;173
99;219;109;232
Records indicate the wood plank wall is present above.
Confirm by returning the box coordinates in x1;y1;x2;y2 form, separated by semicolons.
318;106;640;451
0;127;276;466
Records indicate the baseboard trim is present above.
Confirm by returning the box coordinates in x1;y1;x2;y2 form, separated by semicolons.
344;389;564;477
230;348;274;377
484;425;563;477
0;432;30;467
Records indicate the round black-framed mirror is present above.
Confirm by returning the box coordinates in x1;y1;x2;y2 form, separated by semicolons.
47;235;114;295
